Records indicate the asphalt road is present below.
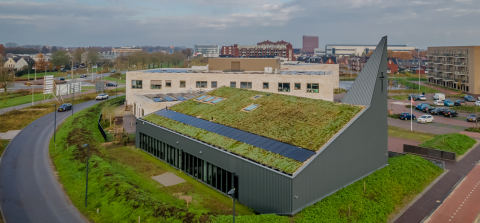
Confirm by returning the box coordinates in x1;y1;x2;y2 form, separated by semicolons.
0;95;123;223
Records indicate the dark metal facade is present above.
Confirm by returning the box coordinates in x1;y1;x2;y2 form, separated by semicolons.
136;37;389;215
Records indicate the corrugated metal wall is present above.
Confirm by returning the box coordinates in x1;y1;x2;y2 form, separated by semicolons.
136;121;293;214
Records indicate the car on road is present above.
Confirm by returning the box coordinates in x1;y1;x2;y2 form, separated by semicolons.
106;82;118;87
418;115;434;123
110;70;116;73
96;93;109;100
465;95;476;102
416;95;427;101
400;112;416;120
430;107;449;115
57;103;72;112
467;114;477;122
443;110;459;117
444;100;454;107
454;100;467;106
422;106;436;113
433;100;444;106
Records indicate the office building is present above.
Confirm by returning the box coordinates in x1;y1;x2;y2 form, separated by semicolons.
426;46;480;93
135;37;388;215
302;36;319;56
194;45;219;57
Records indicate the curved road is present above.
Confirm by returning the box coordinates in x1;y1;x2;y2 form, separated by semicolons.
0;96;123;223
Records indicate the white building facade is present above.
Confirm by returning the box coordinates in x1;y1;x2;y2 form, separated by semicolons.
194;44;219;57
325;44;417;57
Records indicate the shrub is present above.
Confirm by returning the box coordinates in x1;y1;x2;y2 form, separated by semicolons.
419;133;476;155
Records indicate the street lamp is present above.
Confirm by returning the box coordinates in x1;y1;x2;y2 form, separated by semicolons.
82;144;90;208
52;104;56;142
228;188;236;223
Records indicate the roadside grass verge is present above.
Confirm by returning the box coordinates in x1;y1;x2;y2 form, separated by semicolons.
50;97;254;222
0;93;47;109
143;115;302;174
419;133;476;155
389;94;408;100
0;139;9;157
406;78;427;81
423;82;462;94
388;125;436;142
388;78;437;94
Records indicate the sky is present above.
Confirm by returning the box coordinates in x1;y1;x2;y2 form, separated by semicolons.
0;0;479;49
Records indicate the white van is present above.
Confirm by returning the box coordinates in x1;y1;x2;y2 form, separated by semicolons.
434;93;445;100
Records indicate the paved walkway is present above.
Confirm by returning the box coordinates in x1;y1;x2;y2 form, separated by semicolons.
425;164;480;223
388;137;420;153
388;118;462;135
152;172;186;187
123;110;136;134
394;142;480;223
0;130;21;140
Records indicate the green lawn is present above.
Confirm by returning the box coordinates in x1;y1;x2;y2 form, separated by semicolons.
103;76;126;84
0;140;9;157
143;115;302;174
168;87;363;151
388;125;437;142
419;133;476;155
50;96;254;222
0;93;45;109
18;66;106;79
389;95;409;100
388;78;438;94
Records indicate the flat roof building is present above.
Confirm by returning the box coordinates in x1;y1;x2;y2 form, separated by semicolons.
194;44;219;58
302;36;319;56
221;41;294;61
136;37;388;215
426;46;480;93
326;44;417;57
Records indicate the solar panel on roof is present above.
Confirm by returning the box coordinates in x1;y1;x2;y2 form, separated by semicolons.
177;97;187;101
203;96;216;102
153;98;162;102
252;95;262;99
244;104;259;111
211;98;224;104
196;95;208;100
164;97;175;101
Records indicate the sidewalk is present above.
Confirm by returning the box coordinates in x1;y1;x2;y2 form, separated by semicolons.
388;137;420;153
425;164;480;223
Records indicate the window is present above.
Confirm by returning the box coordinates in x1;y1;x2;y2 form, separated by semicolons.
166;80;171;88
149;80;161;89
278;83;290;92
240;82;252;89
294;83;301;90
230;81;236;88
211;81;217;88
132;80;143;89
307;83;319;93
263;82;269;89
180;81;186;88
196;81;207;88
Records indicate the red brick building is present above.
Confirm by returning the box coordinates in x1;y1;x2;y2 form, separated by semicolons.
387;58;398;74
220;40;294;61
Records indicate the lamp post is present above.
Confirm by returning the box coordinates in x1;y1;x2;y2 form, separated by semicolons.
82;144;90;208
228;188;236;223
52;104;56;142
72;84;75;115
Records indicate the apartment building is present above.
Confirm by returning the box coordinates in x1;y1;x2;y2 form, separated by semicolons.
220;40;294;60
302;35;319;56
426;46;480;93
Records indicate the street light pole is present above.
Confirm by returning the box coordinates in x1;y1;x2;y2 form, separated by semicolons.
52;104;57;142
82;144;90;208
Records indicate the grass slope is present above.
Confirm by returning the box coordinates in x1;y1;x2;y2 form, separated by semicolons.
50;97;253;222
170;87;363;151
388;125;437;143
420;133;476;155
143;115;302;174
0;93;47;109
388;78;437;94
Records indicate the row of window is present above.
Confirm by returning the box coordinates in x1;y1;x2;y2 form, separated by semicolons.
139;133;238;198
132;80;321;93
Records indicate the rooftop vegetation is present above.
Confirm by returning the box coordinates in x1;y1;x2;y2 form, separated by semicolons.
143;115;303;174
167;87;363;151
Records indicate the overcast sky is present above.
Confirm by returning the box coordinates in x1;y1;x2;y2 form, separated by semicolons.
0;0;479;49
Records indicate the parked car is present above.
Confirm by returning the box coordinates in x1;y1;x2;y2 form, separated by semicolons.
106;82;117;87
433;100;444;105
476;101;480;107
415;103;429;110
400;112;416;120
444;100;454;107
80;74;87;78
423;106;436;113
408;94;417;100
430;107;449;115
465;95;476;102
59;77;65;81
110;70;116;73
57;103;72;112
467;114;477;122
416;95;427;101
418;104;430;111
434;93;445;100
454;100;467;106
418;115;434;123
95;93;109;100
443;110;459;117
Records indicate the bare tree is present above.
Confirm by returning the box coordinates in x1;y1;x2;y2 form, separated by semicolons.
0;67;14;104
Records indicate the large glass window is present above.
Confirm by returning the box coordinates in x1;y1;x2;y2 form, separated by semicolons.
230;82;236;88
240;82;252;89
150;80;161;89
278;83;290;92
132;80;143;89
196;81;207;88
263;82;269;89
212;165;217;188
307;83;319;93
